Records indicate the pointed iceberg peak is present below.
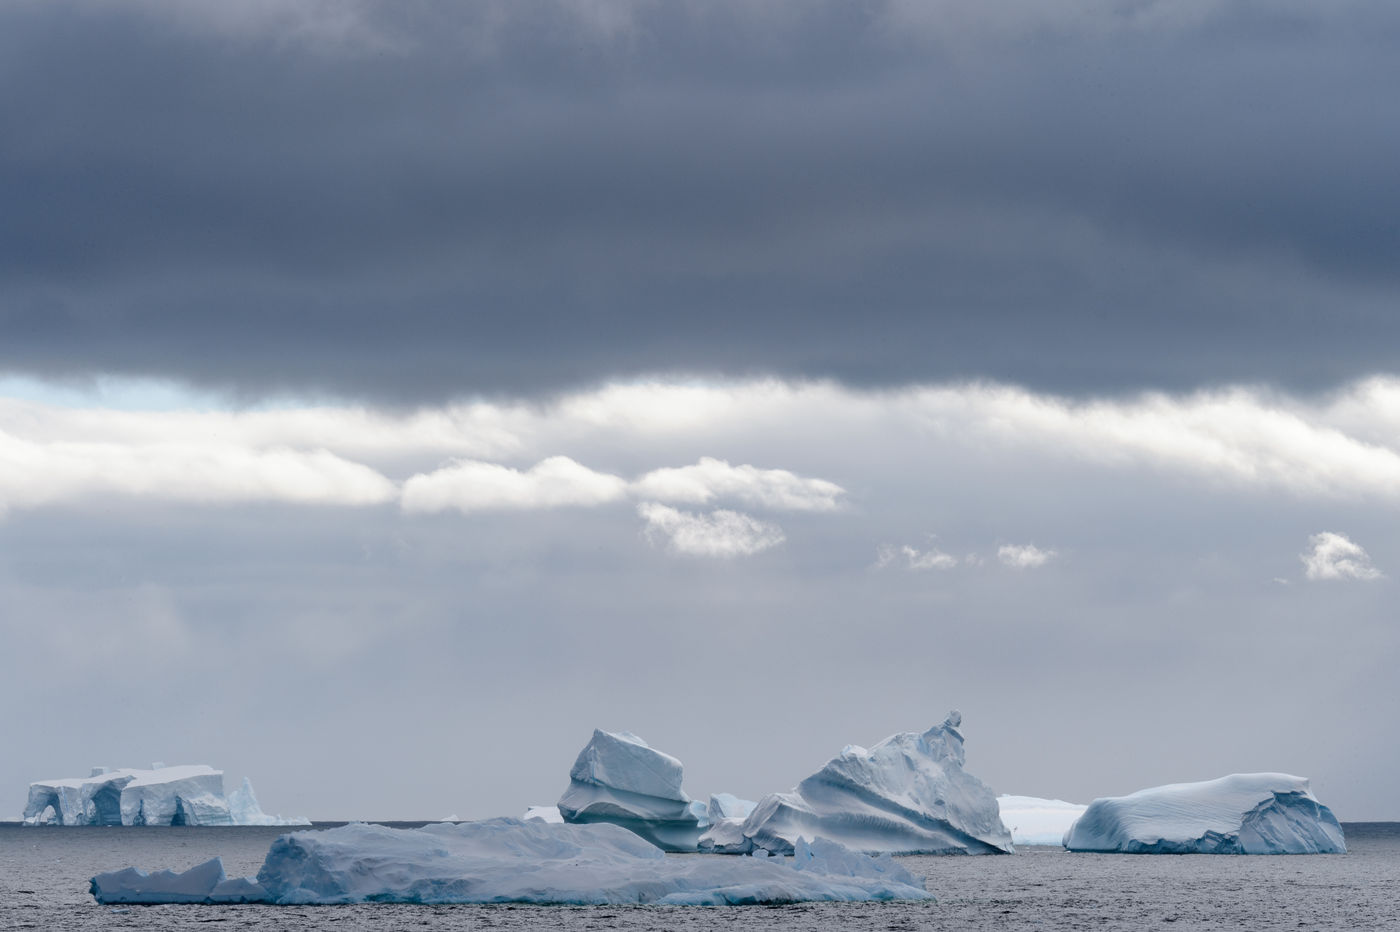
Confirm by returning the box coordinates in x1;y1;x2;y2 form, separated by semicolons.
918;710;966;766
738;713;1012;856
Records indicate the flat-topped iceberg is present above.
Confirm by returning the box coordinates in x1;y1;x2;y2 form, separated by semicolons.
1063;773;1346;854
736;712;1013;856
22;765;307;827
91;819;934;905
557;730;703;851
997;795;1088;847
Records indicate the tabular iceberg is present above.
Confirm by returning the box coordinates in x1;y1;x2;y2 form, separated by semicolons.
557;730;703;851
90;819;934;905
736;712;1013;856
22;765;307;827
1062;773;1346;854
997;795;1088;847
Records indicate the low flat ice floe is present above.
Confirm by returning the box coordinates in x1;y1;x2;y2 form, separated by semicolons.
90;819;933;905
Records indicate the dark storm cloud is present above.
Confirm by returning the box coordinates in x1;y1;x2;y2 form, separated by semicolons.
3;1;1399;401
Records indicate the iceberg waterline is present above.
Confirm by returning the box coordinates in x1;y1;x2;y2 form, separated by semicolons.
90;819;934;906
23;765;307;827
1063;773;1346;854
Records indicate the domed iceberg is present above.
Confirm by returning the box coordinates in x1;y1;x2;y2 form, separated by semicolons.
1063;773;1346;854
735;711;1013;856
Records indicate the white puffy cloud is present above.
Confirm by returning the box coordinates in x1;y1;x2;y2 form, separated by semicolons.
877;544;958;571
637;503;785;557
1301;532;1383;582
631;457;844;512
998;544;1056;569
401;456;628;515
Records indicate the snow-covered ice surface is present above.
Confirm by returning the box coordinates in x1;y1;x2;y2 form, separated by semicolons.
557;730;702;851
22;765;307;827
1063;773;1346;854
998;796;1088;847
89;819;932;905
736;712;1013;856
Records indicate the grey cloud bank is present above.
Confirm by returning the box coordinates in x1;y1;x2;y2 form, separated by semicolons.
3;1;1400;400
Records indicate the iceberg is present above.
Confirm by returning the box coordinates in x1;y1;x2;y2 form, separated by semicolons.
736;712;1013;856
1062;773;1346;854
90;819;934;905
21;765;307;827
557;730;703;851
522;805;564;823
698;793;758;853
997;795;1088;846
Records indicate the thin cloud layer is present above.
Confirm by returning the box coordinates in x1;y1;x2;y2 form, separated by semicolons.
0;426;396;510
1301;532;1382;581
9;378;1400;517
637;503;785;558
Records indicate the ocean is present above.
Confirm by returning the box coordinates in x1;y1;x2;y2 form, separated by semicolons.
3;822;1397;930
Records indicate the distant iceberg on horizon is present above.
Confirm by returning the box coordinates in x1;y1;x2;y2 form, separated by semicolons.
22;764;308;827
90;819;934;905
1063;773;1346;854
997;795;1088;846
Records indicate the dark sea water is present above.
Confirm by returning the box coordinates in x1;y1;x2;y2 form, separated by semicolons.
3;822;1397;931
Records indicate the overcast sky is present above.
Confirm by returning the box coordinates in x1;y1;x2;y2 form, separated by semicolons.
3;0;1399;822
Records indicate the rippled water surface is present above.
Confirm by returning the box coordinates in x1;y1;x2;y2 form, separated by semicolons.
3;822;1397;930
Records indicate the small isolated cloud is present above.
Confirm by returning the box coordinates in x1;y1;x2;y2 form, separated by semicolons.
876;544;958;571
631;457;844;512
638;503;785;558
998;544;1056;569
1301;532;1382;581
401;456;628;514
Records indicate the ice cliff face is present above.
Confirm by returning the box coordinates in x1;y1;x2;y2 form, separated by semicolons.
1062;773;1346;854
22;765;307;827
91;819;934;905
556;730;703;851
735;712;1013;856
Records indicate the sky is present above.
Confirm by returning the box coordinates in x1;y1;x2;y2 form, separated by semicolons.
2;0;1399;822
